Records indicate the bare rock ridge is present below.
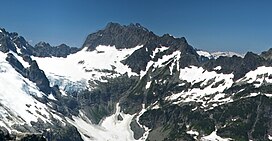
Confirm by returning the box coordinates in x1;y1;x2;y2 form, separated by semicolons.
0;28;78;58
82;22;158;50
34;42;78;57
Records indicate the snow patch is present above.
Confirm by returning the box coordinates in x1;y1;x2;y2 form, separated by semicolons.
197;50;212;59
141;50;180;78
268;135;272;140
146;81;151;89
48;94;57;101
214;66;222;71
186;130;199;140
151;46;168;59
135;104;150;141
67;103;146;141
186;130;199;136
192;107;198;111
201;129;232;141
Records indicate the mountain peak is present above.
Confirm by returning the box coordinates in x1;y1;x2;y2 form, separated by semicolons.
0;28;7;34
105;22;121;29
57;43;70;48
82;22;157;50
128;23;149;31
104;22;148;31
35;41;51;48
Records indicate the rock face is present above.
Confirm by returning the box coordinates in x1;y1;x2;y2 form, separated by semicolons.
33;42;78;57
82;22;158;50
260;48;272;61
6;53;26;75
0;36;17;53
27;61;51;94
5;53;51;94
201;52;268;80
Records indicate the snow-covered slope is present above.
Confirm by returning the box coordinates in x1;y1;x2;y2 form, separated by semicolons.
0;51;63;133
34;45;142;92
165;66;234;109
67;103;148;141
164;65;272;109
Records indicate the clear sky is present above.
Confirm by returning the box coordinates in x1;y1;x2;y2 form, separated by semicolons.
1;0;272;53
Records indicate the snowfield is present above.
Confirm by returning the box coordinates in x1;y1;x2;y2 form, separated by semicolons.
165;66;234;108
67;103;148;141
34;45;142;91
240;66;272;87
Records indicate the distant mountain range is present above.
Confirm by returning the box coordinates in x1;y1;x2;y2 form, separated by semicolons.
0;23;272;141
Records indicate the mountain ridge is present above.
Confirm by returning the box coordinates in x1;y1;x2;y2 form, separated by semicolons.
0;23;272;141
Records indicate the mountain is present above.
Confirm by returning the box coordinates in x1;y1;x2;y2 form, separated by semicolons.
82;22;157;50
0;23;272;141
34;42;78;57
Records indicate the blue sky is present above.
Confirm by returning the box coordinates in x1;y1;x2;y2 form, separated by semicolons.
1;0;272;53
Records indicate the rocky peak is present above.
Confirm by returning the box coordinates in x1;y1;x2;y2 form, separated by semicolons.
9;32;19;39
32;42;78;57
13;35;36;55
0;37;18;53
243;51;264;65
243;51;266;69
0;28;9;36
0;28;5;32
0;28;21;39
104;22;122;31
104;22;148;32
35;41;51;48
58;43;69;48
13;36;28;46
0;28;35;56
260;48;272;60
82;22;158;50
128;23;149;31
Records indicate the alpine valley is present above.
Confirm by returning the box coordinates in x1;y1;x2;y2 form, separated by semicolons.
0;23;272;141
